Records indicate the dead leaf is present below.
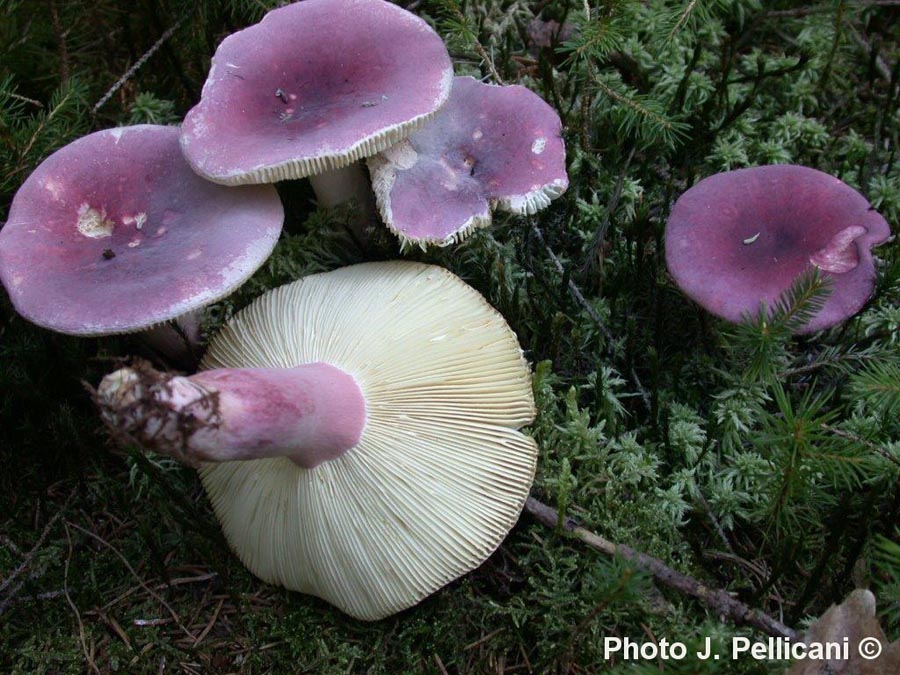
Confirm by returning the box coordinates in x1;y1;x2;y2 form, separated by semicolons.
785;589;900;675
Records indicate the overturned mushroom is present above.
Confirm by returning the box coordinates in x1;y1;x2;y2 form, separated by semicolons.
369;76;568;249
0;125;283;351
97;261;538;621
665;165;892;333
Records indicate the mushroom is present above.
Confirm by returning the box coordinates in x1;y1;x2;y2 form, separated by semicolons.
179;0;453;211
0;125;283;358
96;261;538;621
368;75;569;249
664;165;892;333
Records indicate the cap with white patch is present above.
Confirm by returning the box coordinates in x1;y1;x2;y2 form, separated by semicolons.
368;76;568;249
0;125;283;335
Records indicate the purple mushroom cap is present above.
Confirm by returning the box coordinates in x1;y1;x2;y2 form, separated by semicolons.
368;76;568;248
180;0;453;186
665;165;893;333
0;125;283;336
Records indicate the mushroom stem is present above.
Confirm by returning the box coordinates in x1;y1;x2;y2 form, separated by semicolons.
308;163;377;241
97;361;366;468
308;163;372;210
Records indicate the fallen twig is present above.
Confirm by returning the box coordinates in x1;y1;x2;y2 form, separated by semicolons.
524;497;798;639
0;560;52;615
530;221;614;345
66;520;193;639
93;15;187;113
63;522;101;675
463;628;504;651
433;653;450;675
192;597;224;647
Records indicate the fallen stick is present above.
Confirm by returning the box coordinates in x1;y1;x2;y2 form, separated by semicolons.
524;497;797;640
530;222;614;345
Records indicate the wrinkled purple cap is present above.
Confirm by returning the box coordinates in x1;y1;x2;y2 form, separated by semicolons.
368;76;568;249
665;165;892;333
180;0;453;186
0;125;283;336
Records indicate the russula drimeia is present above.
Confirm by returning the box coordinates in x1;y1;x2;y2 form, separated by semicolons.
0;125;283;337
97;261;538;620
179;0;453;208
665;165;892;333
369;76;568;249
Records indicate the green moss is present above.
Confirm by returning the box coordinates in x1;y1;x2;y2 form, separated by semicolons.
1;0;899;671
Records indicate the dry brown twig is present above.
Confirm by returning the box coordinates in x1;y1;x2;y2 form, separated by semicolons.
530;221;615;345
433;653;450;675
66;520;194;640
93;15;188;113
192;597;225;648
524;497;798;640
63;522;101;675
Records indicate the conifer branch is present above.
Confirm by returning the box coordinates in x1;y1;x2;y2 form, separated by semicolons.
822;425;900;468
8;93;42;107
595;76;669;126
17;86;77;169
442;0;505;84
850;361;900;413
780;344;884;378
593;75;688;145
668;0;699;41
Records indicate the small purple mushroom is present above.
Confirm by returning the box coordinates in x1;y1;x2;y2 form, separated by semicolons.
180;0;453;208
665;165;892;333
368;76;568;249
0;125;283;336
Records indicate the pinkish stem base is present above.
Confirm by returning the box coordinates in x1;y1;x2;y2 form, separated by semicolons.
98;362;366;468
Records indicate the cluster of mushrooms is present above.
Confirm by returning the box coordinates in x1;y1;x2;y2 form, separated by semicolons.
0;0;892;621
